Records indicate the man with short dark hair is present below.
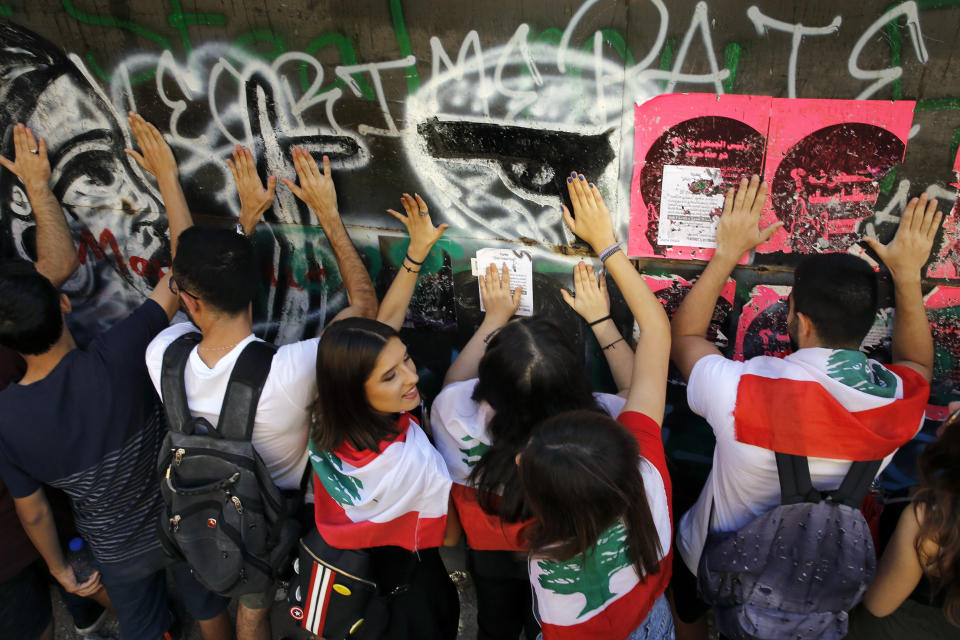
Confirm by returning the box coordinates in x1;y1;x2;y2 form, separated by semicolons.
145;146;377;640
0;116;232;640
668;176;939;638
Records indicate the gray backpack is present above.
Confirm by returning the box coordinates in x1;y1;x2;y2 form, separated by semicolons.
157;332;299;597
697;453;882;640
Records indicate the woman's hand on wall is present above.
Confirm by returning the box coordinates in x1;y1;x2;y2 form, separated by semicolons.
479;263;522;326
562;172;617;254
386;192;449;262
561;260;610;324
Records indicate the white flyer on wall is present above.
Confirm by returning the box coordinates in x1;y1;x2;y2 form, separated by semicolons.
474;248;534;316
657;165;726;248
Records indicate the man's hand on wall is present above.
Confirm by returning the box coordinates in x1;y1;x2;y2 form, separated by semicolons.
227;144;276;235
864;193;942;283
714;175;782;264
0;123;51;195
125;112;179;182
283;147;341;229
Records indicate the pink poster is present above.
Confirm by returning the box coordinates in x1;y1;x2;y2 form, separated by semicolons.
925;146;960;279
926;285;960;418
758;98;915;254
732;284;793;361
629;94;770;258
629;94;917;260
643;273;736;383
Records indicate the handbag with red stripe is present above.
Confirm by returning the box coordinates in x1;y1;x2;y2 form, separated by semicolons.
289;528;383;639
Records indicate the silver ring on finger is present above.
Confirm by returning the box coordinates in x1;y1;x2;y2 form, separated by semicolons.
418;209;427;217
30;148;38;155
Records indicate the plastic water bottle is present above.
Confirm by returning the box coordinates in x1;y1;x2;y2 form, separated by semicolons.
66;537;96;582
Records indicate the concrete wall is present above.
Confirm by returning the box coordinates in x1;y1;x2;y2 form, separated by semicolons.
1;0;959;490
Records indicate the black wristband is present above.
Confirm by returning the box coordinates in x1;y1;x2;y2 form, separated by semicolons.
588;314;612;327
602;337;625;351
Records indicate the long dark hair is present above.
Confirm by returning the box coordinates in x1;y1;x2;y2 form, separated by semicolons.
469;317;603;522
518;410;663;577
311;318;402;452
914;417;960;626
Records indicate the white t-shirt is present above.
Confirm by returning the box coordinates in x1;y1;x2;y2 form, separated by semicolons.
145;323;318;490
676;349;915;575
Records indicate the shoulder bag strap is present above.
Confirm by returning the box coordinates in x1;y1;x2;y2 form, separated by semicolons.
160;332;202;434
830;459;883;508
775;452;821;505
215;339;277;441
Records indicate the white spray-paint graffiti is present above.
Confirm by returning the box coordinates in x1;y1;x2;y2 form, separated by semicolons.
0;0;956;344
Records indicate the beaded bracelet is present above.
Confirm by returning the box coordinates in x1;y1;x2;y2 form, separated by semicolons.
598;243;622;263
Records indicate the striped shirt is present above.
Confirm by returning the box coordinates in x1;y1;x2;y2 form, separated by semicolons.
0;300;169;576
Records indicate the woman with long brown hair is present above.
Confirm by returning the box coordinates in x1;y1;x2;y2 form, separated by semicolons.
846;403;960;638
518;175;674;640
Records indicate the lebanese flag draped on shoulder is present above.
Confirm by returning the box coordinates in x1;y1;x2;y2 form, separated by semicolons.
310;412;452;550
733;349;929;460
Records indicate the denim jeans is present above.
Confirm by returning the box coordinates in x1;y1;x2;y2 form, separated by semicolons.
627;594;675;640
536;593;675;640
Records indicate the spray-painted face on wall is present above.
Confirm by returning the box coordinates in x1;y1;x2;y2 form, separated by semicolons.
0;22;170;342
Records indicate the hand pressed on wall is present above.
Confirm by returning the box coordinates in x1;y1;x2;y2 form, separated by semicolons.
283;147;341;229
0;123;50;193
226;145;276;235
386;192;449;261
561;261;610;325
714;175;783;263
479;263;522;326
124;112;178;181
864;193;943;282
562;172;617;253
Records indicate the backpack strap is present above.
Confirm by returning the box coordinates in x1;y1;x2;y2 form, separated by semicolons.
215;340;278;441
160;332;203;435
829;459;883;508
775;453;821;505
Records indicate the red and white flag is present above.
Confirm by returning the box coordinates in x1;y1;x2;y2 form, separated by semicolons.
310;413;452;550
733;349;929;459
530;454;672;640
432;380;626;550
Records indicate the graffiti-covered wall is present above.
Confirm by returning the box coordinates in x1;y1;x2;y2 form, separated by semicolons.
2;0;960;491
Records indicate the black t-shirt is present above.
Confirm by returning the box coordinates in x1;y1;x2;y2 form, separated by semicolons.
0;300;169;578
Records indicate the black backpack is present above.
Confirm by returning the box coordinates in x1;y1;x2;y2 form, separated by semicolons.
697;453;882;640
157;332;300;597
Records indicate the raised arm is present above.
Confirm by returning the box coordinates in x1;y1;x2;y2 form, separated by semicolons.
376;193;449;331
226;144;277;236
284;147;377;322
563;173;670;424
863;194;942;381
671;176;781;381
561;261;634;394
443;263;521;386
125;113;192;258
0;124;78;287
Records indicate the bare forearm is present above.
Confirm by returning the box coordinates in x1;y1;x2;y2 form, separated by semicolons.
672;255;736;339
891;276;933;378
444;317;504;386
323;220;377;318
156;174;193;258
591;320;633;392
28;183;78;287
604;253;670;339
16;500;67;574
